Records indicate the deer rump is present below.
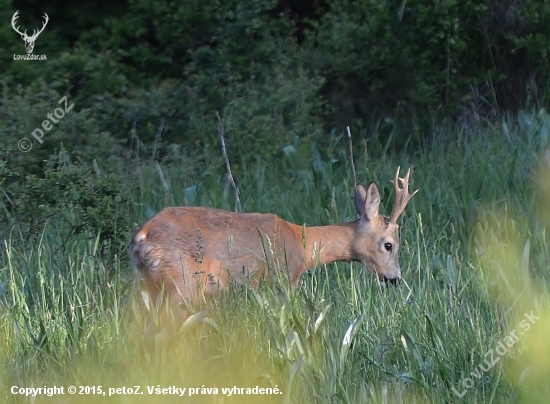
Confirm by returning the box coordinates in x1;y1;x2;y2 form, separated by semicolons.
131;206;303;303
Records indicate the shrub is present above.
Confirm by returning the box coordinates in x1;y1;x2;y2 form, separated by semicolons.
1;149;131;250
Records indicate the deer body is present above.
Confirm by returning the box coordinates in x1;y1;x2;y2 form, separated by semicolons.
131;168;417;306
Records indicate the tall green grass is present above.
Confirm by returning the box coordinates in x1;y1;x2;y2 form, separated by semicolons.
1;111;550;403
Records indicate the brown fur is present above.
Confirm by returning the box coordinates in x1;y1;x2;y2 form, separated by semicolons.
130;169;417;306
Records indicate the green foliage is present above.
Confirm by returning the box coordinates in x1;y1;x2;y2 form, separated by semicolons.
0;80;120;176
2;115;550;402
507;0;550;102
3;0;550;157
2;1;550;402
306;0;550;131
1;227;126;380
3;0;327;163
1;150;131;249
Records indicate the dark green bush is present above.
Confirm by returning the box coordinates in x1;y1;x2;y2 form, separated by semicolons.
305;0;550;130
1;0;550;167
0;80;121;176
1;150;131;249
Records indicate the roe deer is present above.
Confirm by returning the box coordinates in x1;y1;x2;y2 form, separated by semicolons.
130;167;418;307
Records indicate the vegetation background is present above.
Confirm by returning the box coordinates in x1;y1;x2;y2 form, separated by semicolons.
1;0;550;402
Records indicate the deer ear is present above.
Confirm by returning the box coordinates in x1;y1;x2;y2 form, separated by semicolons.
355;184;367;218
355;182;380;221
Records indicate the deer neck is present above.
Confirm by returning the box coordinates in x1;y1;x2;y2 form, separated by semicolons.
300;221;358;270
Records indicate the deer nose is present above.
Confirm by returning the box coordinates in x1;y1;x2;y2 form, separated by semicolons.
387;276;401;286
379;275;401;287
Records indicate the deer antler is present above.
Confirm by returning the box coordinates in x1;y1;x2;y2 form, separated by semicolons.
389;166;418;225
37;14;48;36
30;13;49;40
11;11;48;40
11;11;25;37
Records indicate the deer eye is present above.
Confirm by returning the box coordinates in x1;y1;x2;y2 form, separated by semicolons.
384;242;393;252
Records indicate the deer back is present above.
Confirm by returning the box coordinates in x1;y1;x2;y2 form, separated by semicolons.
130;207;303;303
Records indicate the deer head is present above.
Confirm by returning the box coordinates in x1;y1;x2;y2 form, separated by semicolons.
11;11;49;54
353;167;418;285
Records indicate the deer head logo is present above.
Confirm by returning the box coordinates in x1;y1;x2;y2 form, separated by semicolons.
11;11;49;54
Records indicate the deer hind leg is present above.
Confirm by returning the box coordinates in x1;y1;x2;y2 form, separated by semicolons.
135;267;194;333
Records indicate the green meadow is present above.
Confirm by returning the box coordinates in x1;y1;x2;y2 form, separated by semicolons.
2;112;550;403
